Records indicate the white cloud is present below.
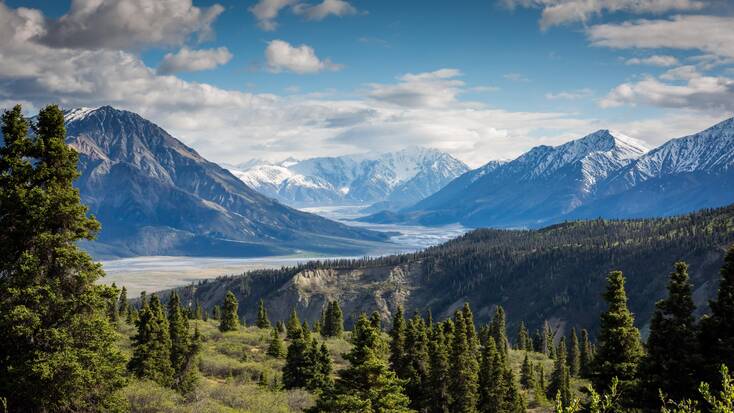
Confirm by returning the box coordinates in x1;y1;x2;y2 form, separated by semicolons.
545;88;593;100
157;47;232;74
250;0;358;31
367;69;465;108
501;0;705;29
587;15;734;59
293;0;357;20
265;40;342;74
41;0;224;50
625;55;679;67
600;67;734;112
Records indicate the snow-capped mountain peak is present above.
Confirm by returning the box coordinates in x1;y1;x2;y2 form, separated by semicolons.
63;107;98;123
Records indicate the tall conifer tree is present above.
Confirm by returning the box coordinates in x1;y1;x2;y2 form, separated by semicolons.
256;299;271;329
129;295;174;387
428;328;451;413
700;245;734;385
450;311;479;413
219;291;239;332
569;328;581;377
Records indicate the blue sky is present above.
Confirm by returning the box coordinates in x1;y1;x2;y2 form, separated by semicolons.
1;0;733;166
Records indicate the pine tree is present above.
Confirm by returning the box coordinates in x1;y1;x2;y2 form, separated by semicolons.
517;321;532;351
548;337;571;406
167;291;201;393
256;299;271;329
701;245;734;386
268;327;286;358
491;305;509;362
462;302;480;356
323;300;344;338
520;353;535;390
403;315;430;411
450;310;479;413
109;283;121;323
569;328;581;377
591;270;644;392
428;328;451;413
370;311;382;330
316;341;334;390
212;305;221;320
389;306;407;378
194;301;203;320
129;295;174;387
219;291;239;332
310;314;411;412
640;261;700;405
580;329;593;378
542;321;554;357
0;105;126;411
287;307;302;339
118;285;129;318
478;336;504;413
283;327;316;390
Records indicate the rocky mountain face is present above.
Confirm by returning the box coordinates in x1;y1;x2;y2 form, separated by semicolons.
228;147;469;211
170;204;734;336
363;119;734;228
61;106;387;258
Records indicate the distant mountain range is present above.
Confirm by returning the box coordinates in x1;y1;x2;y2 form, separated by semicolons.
362;118;734;228
227;147;469;211
59;106;387;258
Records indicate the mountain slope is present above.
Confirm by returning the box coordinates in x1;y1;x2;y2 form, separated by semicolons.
365;130;648;227
62;106;387;258
229;147;469;210
169;204;734;337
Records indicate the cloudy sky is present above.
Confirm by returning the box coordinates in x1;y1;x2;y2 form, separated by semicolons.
1;0;733;167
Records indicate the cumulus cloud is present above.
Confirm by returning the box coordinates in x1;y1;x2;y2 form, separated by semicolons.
367;69;465;108
599;67;734;112
250;0;358;31
545;88;593;100
500;0;705;29
587;15;734;59
41;0;224;50
157;47;232;74
265;40;342;74
625;55;679;67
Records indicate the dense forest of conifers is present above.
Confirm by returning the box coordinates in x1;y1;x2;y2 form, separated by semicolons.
178;204;734;336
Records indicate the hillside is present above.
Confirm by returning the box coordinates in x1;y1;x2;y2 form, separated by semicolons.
59;107;388;258
170;204;734;337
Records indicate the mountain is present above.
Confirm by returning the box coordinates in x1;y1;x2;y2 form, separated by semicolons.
364;129;649;227
59;106;387;258
228;147;469;210
167;204;734;336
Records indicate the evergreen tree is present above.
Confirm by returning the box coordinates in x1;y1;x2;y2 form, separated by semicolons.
277;320;286;334
517;321;532;351
403;315;430;411
591;271;644;393
389;306;407;378
542;321;554;357
428;328;451;413
569;328;581;377
256;299;271;329
370;311;382;330
0;105;126;412
212;305;221;320
462;302;480;356
310;314;411;413
167;291;197;392
317;341;334;390
287;307;302;339
700;245;734;385
109;283;121;323
491;305;509;362
323;300;344;338
283;327;316;390
478;336;505;413
194;301;203;320
580;329;593;378
118;285;129;318
450;310;479;413
548;337;571;406
267;327;286;358
640;261;700;405
219;291;239;332
129;295;174;387
520;353;535;390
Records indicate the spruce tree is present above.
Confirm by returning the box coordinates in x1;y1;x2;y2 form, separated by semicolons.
450;310;479;413
287;307;302;339
267;327;286;358
478;336;504;413
491;305;509;361
640;261;700;405
310;314;411;412
323;300;344;338
283;327;316;390
462;302;480;356
129;295;174;387
167;291;200;393
404;315;430;411
580;329;593;378
548;337;571;406
591;271;644;392
520;353;535;390
212;305;221;320
517;321;532;351
700;245;734;385
0;105;126;412
316;341;334;390
256;299;271;329
428;328;451;413
569;328;581;377
389;306;407;378
219;291;239;332
118;285;129;318
370;311;382;330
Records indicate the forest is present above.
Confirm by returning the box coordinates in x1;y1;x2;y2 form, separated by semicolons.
2;104;734;412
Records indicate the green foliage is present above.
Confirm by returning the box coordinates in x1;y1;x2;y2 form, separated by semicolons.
256;299;271;329
129;294;175;387
267;327;286;358
640;261;701;406
491;306;509;362
517;321;532;351
403;315;430;410
427;327;451;413
450;310;479;413
568;328;581;377
0;105;126;412
286;307;302;339
580;329;593;378
219;291;239;332
520;353;535;390
389;306;408;378
700;245;734;385
322;300;344;338
548;337;571;406
591;271;644;393
167;291;201;393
